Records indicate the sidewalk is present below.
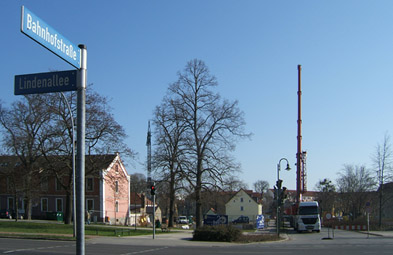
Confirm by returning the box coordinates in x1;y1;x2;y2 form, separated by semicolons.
89;231;243;247
360;231;393;238
89;225;283;247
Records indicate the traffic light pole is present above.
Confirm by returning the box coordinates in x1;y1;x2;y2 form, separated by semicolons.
276;188;280;237
150;182;156;240
153;191;156;239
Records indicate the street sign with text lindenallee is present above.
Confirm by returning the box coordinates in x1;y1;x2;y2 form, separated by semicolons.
20;6;81;69
14;70;77;95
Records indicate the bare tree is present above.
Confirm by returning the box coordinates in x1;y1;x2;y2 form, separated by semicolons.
336;165;376;220
253;180;269;206
167;59;251;227
372;134;393;227
223;176;249;192
0;95;53;219
152;97;187;227
253;180;269;195
315;178;336;215
41;89;134;224
0;88;134;224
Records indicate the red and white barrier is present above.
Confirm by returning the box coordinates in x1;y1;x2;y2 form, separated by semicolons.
334;225;367;231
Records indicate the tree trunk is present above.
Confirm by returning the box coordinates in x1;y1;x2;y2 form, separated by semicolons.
195;185;202;228
64;191;72;224
195;162;203;228
14;194;18;222
27;198;32;220
168;175;176;228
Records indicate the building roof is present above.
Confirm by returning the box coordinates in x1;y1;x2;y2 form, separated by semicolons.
0;154;119;176
226;189;261;205
130;192;143;205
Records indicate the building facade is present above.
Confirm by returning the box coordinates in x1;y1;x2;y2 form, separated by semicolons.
0;154;130;225
225;189;262;224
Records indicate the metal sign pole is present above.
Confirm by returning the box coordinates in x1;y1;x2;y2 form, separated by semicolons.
76;44;87;255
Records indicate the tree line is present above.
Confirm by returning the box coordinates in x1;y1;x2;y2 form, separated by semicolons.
315;134;393;227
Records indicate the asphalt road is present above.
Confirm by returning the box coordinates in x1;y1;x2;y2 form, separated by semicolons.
0;228;392;254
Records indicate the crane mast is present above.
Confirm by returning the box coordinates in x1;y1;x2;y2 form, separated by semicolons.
296;65;307;202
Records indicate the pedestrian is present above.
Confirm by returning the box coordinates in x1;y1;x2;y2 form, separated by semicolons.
86;210;91;225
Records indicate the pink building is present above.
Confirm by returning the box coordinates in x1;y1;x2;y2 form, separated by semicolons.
100;154;130;225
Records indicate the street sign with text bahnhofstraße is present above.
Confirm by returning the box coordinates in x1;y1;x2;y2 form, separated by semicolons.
20;6;81;69
14;70;77;95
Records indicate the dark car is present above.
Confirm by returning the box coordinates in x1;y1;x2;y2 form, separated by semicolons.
232;215;249;224
0;209;15;219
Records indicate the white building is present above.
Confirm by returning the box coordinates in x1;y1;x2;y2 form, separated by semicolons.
225;189;262;224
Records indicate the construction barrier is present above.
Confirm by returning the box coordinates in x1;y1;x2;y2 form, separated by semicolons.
334;225;367;231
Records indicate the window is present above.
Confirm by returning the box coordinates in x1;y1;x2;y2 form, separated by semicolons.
6;177;13;192
55;178;63;191
41;177;48;191
86;178;94;192
115;181;119;193
86;199;94;211
7;197;14;210
240;198;244;202
56;198;63;212
115;201;119;212
0;162;9;167
41;198;48;212
240;206;244;211
22;199;27;212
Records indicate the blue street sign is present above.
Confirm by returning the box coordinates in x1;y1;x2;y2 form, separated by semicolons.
20;6;81;69
256;215;264;229
14;70;78;95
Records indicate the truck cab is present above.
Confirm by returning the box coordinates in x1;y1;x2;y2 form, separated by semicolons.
294;201;321;233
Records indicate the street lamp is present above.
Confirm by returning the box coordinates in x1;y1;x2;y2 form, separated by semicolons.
60;92;76;238
276;158;291;237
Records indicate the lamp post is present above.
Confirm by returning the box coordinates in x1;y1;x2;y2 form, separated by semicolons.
276;158;291;237
60;92;76;238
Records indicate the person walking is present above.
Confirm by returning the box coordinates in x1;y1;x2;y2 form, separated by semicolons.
86;210;91;225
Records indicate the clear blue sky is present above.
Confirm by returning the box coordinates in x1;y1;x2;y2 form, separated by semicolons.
2;0;393;191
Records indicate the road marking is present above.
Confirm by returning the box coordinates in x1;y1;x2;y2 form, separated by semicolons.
120;247;169;255
3;244;76;254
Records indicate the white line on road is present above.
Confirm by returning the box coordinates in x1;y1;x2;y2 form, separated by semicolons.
120;247;169;255
3;244;76;254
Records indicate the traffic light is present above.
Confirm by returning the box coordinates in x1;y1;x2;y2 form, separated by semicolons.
279;187;287;205
276;179;282;190
150;185;156;196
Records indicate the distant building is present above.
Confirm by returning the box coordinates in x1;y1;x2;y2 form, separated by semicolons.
130;192;161;226
225;189;262;224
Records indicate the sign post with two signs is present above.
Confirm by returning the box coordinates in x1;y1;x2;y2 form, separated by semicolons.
18;6;86;255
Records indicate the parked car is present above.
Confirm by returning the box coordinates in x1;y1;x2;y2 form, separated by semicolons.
232;215;249;224
177;216;188;224
0;209;15;219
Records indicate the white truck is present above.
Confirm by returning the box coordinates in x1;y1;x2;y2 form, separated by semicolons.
293;201;321;233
